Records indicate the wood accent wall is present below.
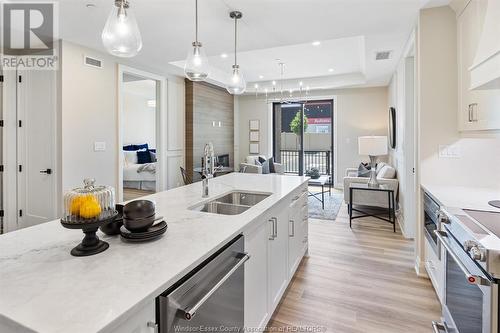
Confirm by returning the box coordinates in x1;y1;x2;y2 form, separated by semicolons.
185;80;234;179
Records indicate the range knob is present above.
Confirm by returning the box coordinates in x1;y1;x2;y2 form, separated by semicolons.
470;246;486;262
438;211;450;224
464;240;478;252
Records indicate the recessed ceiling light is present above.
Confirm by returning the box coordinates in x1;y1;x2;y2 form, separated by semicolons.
258;75;264;79
328;68;334;72
312;41;321;46
220;53;228;58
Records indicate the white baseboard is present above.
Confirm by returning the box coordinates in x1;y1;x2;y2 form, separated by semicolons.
415;255;428;278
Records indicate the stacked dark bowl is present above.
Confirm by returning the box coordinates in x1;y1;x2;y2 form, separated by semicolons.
120;200;167;241
123;200;157;231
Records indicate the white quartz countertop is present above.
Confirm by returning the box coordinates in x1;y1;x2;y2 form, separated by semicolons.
421;183;500;212
0;173;308;333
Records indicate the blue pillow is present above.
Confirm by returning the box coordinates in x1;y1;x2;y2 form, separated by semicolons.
137;150;152;164
135;143;149;151
123;145;137;151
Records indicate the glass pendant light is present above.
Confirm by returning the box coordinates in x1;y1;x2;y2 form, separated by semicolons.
184;0;210;81
101;0;142;58
226;11;246;95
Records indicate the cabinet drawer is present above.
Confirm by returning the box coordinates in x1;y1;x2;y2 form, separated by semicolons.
424;237;443;303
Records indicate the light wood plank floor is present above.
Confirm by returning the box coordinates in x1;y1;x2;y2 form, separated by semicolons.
123;188;155;201
268;204;441;333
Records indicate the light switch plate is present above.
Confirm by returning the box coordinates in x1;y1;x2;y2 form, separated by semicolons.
439;144;461;158
94;142;106;152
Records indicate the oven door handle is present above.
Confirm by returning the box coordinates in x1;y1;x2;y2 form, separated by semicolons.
181;253;250;320
432;321;447;333
434;230;491;286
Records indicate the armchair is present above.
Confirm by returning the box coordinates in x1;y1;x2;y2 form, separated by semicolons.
343;163;399;208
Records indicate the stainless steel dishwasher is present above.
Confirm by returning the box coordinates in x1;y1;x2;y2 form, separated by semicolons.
157;235;249;333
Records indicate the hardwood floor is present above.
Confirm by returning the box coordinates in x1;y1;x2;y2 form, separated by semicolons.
268;204;441;333
123;188;155;201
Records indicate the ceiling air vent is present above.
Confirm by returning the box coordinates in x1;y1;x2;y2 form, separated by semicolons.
375;51;392;61
83;55;103;69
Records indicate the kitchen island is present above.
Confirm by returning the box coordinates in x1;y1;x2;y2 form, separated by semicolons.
0;173;309;333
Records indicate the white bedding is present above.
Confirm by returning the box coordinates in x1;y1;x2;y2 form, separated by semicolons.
123;163;157;182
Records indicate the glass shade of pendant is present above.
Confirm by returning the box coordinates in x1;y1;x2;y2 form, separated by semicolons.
226;65;246;95
184;42;210;81
101;1;142;58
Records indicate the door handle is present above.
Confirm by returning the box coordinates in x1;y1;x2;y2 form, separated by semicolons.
269;219;275;240
181;253;250;320
147;322;158;333
40;168;52;175
289;220;295;237
272;217;278;238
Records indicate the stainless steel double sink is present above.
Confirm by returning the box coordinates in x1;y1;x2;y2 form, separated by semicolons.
190;191;271;215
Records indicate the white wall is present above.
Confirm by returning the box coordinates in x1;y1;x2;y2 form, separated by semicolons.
236;87;389;186
123;82;157;148
418;7;500;189
60;41;185;196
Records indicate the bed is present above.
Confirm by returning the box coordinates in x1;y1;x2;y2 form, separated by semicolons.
123;149;157;191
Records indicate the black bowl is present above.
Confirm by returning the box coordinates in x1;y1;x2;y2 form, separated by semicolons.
100;217;123;236
123;200;155;220
123;214;156;232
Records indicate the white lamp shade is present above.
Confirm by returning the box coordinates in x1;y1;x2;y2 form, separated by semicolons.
358;136;388;156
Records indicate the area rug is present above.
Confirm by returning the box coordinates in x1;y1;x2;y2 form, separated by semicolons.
307;190;344;221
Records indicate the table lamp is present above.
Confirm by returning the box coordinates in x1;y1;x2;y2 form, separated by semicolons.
358;136;388;187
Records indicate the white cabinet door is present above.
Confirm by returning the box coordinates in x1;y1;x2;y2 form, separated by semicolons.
458;0;500;131
110;300;156;333
424;237;444;304
244;220;270;330
288;192;308;277
268;200;290;311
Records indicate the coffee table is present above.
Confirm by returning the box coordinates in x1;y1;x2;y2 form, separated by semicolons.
308;175;331;209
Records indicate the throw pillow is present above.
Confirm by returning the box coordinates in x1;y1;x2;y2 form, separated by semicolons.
135;143;149;151
258;156;267;164
123;144;137;151
268;157;276;173
255;159;262;166
377;165;396;179
150;151;157;162
124;151;138;165
261;159;270;174
357;163;371;177
137;150;152;164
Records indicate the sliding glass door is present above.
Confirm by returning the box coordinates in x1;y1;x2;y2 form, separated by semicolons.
273;100;334;180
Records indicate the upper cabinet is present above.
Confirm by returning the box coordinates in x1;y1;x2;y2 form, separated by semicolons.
457;0;500;131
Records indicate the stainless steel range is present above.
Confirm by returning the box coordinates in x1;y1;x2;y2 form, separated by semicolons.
433;207;500;333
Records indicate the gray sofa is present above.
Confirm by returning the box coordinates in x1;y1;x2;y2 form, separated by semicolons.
239;155;284;174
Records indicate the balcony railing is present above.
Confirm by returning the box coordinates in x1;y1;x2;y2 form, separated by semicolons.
279;150;331;175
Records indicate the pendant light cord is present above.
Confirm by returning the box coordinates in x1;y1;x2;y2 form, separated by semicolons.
234;16;238;66
195;0;198;43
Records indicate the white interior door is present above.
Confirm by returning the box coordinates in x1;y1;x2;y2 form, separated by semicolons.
16;70;57;229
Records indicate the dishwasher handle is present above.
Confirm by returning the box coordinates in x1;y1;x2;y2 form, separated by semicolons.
182;252;250;320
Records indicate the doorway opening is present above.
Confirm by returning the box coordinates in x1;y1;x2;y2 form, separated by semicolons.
118;66;165;202
272;100;334;183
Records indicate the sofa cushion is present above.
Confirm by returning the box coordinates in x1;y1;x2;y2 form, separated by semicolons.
357;163;371;177
376;162;387;173
377;165;396;179
261;160;270;174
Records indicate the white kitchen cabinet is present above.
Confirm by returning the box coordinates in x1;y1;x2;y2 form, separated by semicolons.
268;199;290;310
457;0;500;131
288;191;308;277
244;184;308;331
110;300;157;333
244;220;270;330
424;236;444;303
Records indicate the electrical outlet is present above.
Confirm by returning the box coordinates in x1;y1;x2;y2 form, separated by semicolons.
94;142;106;152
